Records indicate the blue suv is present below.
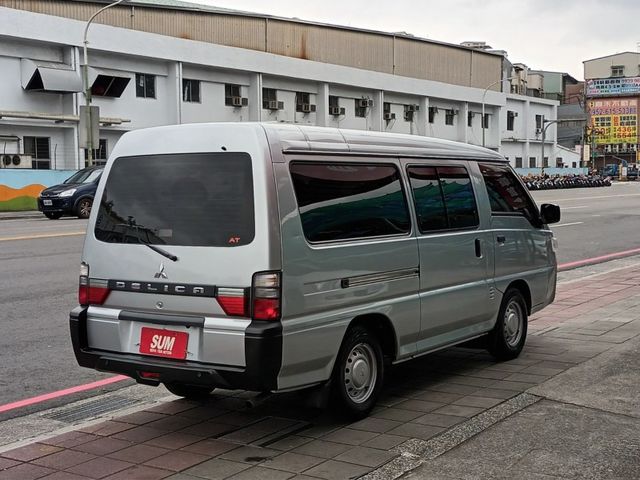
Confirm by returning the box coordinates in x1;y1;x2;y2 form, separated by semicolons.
38;166;104;220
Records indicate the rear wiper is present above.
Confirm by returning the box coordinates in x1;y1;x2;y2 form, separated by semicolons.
144;243;178;262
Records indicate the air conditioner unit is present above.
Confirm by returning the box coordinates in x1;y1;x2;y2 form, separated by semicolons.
329;106;345;116
405;104;419;112
404;111;415;122
3;154;31;168
384;112;396;121
264;100;283;111
358;98;373;108
299;104;316;113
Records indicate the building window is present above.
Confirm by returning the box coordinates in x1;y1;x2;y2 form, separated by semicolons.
91;75;130;98
225;84;247;107
556;158;563;167
328;95;345;116
515;157;523;168
543;157;549;168
467;111;473;127
482;113;489;129
611;65;624;77
535;114;544;131
84;139;108;165
445;109;455;125
182;79;200;103
529;157;536;168
295;92;316;113
507;111;516;131
428;106;437;123
263;88;283;110
135;73;156;98
24;136;50;169
355;98;371;118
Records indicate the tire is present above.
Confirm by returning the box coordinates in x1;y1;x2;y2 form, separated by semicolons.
331;325;384;419
44;212;62;220
488;288;528;361
76;198;93;219
164;382;214;400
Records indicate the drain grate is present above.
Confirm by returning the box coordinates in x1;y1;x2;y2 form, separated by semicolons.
42;396;140;423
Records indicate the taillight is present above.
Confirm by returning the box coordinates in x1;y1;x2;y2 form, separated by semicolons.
252;271;281;321
78;262;110;306
217;288;248;316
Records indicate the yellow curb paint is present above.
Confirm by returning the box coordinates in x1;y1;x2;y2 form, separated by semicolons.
0;231;86;242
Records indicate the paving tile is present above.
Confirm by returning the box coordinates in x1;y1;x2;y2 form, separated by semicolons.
410;391;463;403
292;440;352;459
320;428;378;446
0;463;54;480
0;457;21;470
0;443;62;462
117;411;169;426
146;415;202;432
107;444;170;464
145;402;199;415
66;457;134;479
431;404;485;417
261;452;324;473
40;472;94;480
394;399;445;413
469;388;518;400
348;417;401;434
227;466;295;480
386;423;443;441
220;446;280;464
41;432;99;449
73;437;133;456
112;426;166;443
266;435;313;452
175;406;229;421
102;465;173;480
183;458;249;479
361;433;407;450
371;407;423;422
145;432;204;450
179;438;239;456
423;383;478;395
164;474;203;480
487;380;537;392
303;459;370;480
144;450;209;472
32;449;97;469
412;413;466;428
334;446;396;468
178;420;236;437
452;395;503;409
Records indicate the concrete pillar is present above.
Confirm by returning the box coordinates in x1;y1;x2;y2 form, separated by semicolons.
368;90;384;131
523;100;531;165
458;101;469;144
167;62;181;125
416;96;429;136
316;82;330;127
248;73;262;121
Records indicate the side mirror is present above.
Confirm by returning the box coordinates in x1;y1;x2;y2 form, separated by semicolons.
540;203;561;225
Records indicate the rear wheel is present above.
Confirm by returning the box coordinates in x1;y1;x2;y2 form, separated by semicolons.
164;383;214;400
44;212;62;220
331;325;384;419
76;198;93;219
488;288;528;360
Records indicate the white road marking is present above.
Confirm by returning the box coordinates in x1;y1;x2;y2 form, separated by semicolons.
0;232;85;242
560;205;587;210
553;222;584;228
540;193;640;203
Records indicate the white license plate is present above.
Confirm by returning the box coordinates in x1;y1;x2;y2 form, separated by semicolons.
43;200;52;206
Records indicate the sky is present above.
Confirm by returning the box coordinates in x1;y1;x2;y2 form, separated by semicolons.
177;0;640;80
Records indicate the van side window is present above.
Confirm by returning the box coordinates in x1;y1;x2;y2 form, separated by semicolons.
408;165;479;232
478;163;540;224
290;163;411;242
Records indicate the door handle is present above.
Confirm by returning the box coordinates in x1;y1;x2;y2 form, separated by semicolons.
475;238;482;257
496;235;506;245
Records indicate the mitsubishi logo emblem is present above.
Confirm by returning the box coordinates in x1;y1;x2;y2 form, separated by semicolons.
154;262;168;279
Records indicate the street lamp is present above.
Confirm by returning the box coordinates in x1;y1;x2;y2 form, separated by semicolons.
82;0;128;166
540;118;558;175
482;76;516;147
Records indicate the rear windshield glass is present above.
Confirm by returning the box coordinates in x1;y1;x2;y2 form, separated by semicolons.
94;153;255;247
64;169;103;184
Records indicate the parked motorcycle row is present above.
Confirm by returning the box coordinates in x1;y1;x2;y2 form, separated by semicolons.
520;174;612;190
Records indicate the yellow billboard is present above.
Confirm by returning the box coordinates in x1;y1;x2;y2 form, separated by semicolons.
589;98;637;145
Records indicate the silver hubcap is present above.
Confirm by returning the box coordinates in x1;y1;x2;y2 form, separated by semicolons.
344;343;377;404
503;300;523;348
80;200;91;217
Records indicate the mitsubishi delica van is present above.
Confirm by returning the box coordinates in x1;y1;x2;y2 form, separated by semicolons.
70;123;560;417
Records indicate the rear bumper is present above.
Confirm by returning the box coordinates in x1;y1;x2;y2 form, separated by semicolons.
69;306;282;392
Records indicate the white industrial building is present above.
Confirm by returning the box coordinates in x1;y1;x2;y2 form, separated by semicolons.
0;0;575;170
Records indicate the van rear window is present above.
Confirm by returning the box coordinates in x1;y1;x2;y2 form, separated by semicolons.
94;153;255;247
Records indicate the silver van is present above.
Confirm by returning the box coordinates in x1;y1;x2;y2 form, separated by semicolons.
70;123;560;417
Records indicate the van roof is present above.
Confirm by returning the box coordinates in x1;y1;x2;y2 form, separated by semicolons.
263;123;507;162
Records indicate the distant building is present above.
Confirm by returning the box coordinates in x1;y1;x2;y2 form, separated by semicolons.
583;52;640;169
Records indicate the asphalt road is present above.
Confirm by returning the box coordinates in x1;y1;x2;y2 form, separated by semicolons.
531;182;640;264
1;184;639;418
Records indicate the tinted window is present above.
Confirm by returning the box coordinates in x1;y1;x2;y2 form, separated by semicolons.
64;168;103;184
407;167;447;231
95;153;254;247
479;163;540;225
290;163;410;242
408;165;478;232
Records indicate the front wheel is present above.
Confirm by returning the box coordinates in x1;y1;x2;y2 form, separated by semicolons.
331;325;384;419
44;212;62;220
76;198;93;219
488;288;528;360
164;383;214;400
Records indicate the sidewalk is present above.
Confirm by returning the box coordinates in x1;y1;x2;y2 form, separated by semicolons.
1;262;639;480
0;211;41;221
